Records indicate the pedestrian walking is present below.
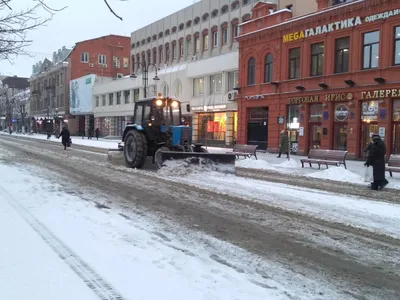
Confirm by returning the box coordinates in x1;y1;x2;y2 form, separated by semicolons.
58;126;71;150
365;134;389;190
277;130;289;158
95;128;100;140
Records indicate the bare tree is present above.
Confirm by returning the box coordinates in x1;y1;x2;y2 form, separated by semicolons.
0;0;126;62
0;84;29;131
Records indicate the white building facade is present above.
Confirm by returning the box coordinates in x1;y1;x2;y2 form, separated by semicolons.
93;0;273;145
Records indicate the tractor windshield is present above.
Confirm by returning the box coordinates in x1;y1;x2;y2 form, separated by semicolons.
151;99;181;126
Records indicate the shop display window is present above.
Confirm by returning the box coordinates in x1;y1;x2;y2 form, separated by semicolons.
393;100;400;121
309;104;322;122
198;112;227;142
361;100;379;123
287;105;300;153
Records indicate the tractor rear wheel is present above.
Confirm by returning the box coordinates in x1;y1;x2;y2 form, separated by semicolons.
124;130;148;168
154;146;170;169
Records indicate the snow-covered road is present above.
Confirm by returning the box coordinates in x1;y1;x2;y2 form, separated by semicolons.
1;134;400;299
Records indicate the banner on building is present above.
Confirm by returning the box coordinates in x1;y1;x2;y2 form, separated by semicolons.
69;74;95;114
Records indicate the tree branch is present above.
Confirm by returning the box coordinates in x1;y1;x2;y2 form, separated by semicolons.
104;0;123;21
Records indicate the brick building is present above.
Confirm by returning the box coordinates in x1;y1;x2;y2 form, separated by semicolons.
237;0;400;159
66;35;131;135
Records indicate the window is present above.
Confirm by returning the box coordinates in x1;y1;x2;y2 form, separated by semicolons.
335;37;350;73
116;91;121;105
363;31;379;69
180;42;184;57
133;88;140;102
153;49;157;64
109;93;113;105
98;54;106;65
113;56;120;68
210;74;222;94
264;54;273;83
124;90;130;104
213;31;218;47
102;95;106;106
195;37;200;53
187;39;192;55
60;94;64;107
81;52;89;63
228;71;239;91
289;48;300;79
394;27;400;65
310;42;324;76
233;24;239;39
173;44;177;59
222;27;228;44
247;57;255;85
159;48;163;63
203;34;209;50
193;77;204;96
95;96;99;107
123;57;129;68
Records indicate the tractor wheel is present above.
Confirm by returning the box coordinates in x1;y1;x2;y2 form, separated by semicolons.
124;130;148;168
154;146;170;169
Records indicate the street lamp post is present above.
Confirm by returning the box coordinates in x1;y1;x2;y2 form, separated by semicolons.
130;62;160;98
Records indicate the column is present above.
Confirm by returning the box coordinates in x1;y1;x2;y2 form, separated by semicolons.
225;111;234;146
192;113;199;143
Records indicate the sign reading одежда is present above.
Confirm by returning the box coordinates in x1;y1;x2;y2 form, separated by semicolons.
282;8;400;42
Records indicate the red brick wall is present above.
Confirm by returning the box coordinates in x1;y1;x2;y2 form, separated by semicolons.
70;35;131;80
237;0;400;158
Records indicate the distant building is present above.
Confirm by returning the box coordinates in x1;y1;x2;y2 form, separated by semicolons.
28;34;131;135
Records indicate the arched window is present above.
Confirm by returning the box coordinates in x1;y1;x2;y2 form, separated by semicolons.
162;84;170;97
247;57;255;85
264;54;273;83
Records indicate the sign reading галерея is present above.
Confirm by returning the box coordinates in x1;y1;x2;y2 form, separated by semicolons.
361;89;400;99
282;8;400;42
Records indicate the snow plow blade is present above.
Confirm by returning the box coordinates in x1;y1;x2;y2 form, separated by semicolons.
107;143;125;165
160;151;236;173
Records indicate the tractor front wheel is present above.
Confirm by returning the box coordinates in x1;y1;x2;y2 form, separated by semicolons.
124;130;148;168
154;146;170;169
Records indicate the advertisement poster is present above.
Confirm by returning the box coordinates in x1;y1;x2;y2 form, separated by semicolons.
70;74;96;114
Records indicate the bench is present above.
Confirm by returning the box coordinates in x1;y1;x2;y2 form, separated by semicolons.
229;144;258;160
300;149;348;169
386;155;400;177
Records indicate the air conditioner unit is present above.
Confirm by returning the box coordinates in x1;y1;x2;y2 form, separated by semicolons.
103;64;107;67
227;91;238;101
116;73;123;79
89;63;94;67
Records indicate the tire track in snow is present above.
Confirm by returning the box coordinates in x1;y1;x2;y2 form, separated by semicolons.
0;186;126;300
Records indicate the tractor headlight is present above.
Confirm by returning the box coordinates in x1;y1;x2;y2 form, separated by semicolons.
171;101;178;108
155;99;163;106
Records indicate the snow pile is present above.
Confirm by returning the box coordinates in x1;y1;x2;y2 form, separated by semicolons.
276;158;301;168
235;158;276;170
158;159;234;176
307;167;364;183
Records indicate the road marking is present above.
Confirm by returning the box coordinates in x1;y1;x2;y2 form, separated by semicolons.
0;186;126;300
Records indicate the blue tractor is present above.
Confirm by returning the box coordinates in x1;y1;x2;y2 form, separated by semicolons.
112;96;235;169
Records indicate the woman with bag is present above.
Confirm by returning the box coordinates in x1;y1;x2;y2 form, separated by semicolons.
58;125;71;150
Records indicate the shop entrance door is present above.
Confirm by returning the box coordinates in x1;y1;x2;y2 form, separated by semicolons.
334;123;347;151
247;121;268;150
309;123;322;150
392;123;400;154
361;122;378;159
247;107;268;150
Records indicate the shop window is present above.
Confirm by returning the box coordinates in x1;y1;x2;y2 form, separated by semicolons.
287;105;300;153
264;54;273;83
198;113;227;144
247;57;255;85
309;104;323;122
210;74;222;94
393;99;400;121
361;100;379;123
394;27;400;65
193;77;204;96
335;37;349;73
289;48;300;79
392;100;400;154
362;30;379;69
310;42;324;76
334;103;348;151
228;71;239;91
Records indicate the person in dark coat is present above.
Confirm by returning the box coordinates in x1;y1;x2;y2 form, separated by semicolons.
365;134;389;190
95;128;100;140
277;130;289;158
58;126;71;150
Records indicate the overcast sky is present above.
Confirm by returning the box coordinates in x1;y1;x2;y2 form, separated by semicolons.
0;0;193;78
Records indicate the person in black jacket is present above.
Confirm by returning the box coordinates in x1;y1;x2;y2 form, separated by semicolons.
58;126;71;150
365;134;389;190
